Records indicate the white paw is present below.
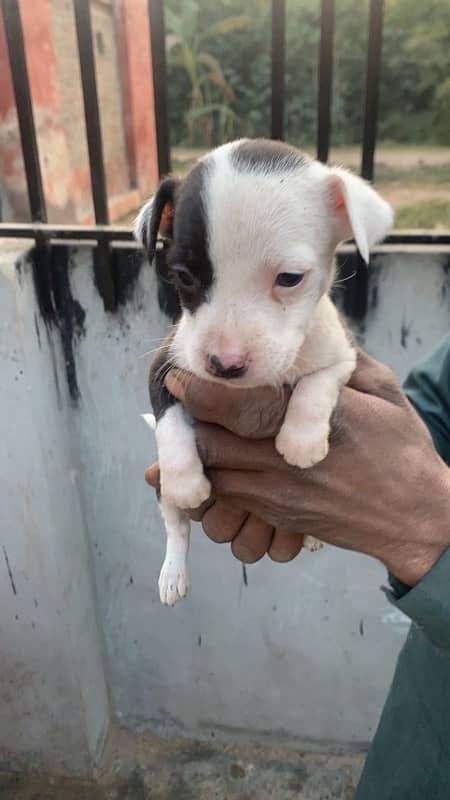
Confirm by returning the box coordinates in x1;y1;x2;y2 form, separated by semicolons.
304;535;323;552
276;424;329;469
159;558;189;606
162;469;211;509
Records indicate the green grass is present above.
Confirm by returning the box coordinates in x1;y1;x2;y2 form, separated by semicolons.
395;200;450;229
123;148;450;231
376;162;450;185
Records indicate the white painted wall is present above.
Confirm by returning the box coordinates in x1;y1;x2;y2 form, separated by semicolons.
0;242;110;776
1;241;449;772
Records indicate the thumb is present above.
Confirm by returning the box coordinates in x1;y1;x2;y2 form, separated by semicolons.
165;369;291;438
145;463;159;488
349;349;406;407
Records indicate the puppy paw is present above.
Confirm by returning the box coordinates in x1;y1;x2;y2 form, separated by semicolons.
276;423;329;468
159;558;189;606
162;468;211;509
304;535;323;552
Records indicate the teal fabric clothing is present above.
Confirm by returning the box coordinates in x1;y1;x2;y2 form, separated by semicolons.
354;335;450;799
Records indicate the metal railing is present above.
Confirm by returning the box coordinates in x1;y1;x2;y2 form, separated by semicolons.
0;0;447;317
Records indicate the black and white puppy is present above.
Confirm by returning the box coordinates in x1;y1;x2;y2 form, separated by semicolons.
136;139;393;606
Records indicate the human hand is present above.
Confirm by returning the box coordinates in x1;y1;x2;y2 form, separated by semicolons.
146;352;450;586
144;381;302;563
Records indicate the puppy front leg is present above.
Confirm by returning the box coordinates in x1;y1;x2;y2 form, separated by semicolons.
156;404;211;605
276;356;356;469
276;355;355;552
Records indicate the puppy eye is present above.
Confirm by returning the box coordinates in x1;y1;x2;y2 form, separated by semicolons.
170;264;195;290
275;272;304;288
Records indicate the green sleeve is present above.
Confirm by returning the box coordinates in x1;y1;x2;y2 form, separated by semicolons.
385;549;450;652
355;337;450;799
403;334;450;465
384;335;450;647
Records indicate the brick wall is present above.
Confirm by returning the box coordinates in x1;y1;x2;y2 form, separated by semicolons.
91;0;131;199
0;0;158;224
49;0;91;219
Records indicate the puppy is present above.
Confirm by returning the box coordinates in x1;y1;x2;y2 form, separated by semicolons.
136;139;393;606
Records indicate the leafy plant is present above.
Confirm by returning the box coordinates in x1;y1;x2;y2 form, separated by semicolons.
165;0;450;149
165;0;251;145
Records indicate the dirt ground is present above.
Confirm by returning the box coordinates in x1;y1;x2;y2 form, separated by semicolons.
163;145;450;229
120;144;450;228
172;144;450;170
0;729;365;800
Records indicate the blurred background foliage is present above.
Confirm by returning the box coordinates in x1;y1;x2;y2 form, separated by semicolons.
165;0;450;149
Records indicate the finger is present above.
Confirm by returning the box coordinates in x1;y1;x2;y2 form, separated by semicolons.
187;495;215;522
231;516;274;564
144;464;159;487
208;469;278;504
202;501;248;544
196;422;283;471
208;471;301;532
165;370;290;438
268;529;304;562
348;349;406;407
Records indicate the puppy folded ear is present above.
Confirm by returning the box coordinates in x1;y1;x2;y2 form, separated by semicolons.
134;177;180;261
327;168;393;264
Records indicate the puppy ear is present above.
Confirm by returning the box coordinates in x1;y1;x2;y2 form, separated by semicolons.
327;168;393;264
134;177;180;261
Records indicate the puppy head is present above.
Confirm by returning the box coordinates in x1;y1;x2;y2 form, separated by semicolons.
136;139;392;386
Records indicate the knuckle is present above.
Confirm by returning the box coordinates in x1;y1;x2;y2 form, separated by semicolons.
376;372;405;405
237;390;288;438
236;404;265;438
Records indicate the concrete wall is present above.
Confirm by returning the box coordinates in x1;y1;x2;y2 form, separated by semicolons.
1;241;449;774
0;242;110;775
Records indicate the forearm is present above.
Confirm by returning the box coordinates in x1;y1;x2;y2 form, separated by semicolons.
378;467;450;587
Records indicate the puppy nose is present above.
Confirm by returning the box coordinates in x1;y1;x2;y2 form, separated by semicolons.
206;353;248;379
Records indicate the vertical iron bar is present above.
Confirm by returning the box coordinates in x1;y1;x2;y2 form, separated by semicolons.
1;0;47;222
73;0;115;310
317;0;335;163
271;0;285;140
148;0;171;176
73;0;109;223
361;0;384;181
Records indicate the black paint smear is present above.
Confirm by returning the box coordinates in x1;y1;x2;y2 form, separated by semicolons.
31;243;56;324
50;247;86;402
2;546;17;596
370;285;378;310
441;256;450;302
400;319;410;349
242;564;248;587
111;248;143;308
31;246;85;403
359;619;364;637
333;250;367;320
198;635;202;647
33;313;41;348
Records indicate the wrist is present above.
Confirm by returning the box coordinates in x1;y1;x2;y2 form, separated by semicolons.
382;467;450;586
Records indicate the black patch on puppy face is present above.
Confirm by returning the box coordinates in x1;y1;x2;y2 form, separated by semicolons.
148;333;176;421
168;161;214;314
231;138;309;173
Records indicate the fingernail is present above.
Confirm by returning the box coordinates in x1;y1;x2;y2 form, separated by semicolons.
165;370;185;400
